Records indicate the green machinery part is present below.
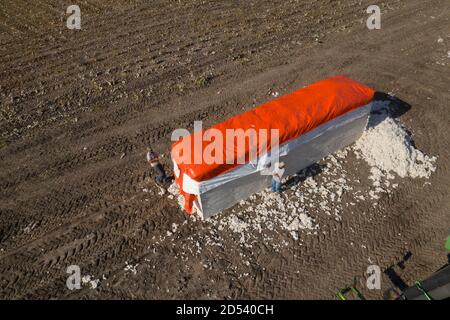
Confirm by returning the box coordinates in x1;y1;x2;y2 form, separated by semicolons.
414;281;433;300
336;286;366;300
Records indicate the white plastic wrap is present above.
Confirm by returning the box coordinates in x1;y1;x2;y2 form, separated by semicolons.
180;103;372;218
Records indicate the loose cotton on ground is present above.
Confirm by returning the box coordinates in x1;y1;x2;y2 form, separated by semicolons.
354;101;437;183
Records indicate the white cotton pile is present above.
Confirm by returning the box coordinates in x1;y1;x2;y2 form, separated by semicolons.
124;261;139;275
170;99;438;251
216;189;318;246
354;101;437;185
167;182;185;209
81;275;100;289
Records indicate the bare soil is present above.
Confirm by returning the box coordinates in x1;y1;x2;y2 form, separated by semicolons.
0;0;449;299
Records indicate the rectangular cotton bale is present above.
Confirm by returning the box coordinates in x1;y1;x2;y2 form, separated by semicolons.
196;103;371;218
171;75;375;219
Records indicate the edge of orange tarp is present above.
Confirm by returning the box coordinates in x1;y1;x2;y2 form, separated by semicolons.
172;75;375;213
172;75;374;183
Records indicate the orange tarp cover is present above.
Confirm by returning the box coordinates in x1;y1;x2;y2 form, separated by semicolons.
172;75;375;212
